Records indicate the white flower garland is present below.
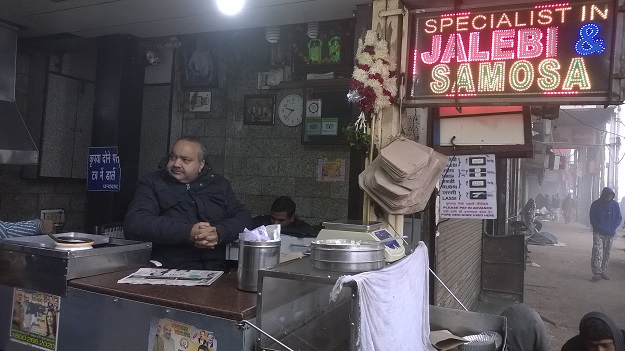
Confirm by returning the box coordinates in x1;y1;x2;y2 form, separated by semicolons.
352;30;398;113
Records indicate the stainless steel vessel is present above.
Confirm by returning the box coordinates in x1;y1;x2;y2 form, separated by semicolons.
0;233;151;295
237;240;280;292
310;239;385;272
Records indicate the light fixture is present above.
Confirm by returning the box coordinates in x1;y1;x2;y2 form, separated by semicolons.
216;0;244;15
307;22;319;39
265;26;280;43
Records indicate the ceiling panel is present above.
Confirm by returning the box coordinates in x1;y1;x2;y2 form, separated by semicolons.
0;0;366;38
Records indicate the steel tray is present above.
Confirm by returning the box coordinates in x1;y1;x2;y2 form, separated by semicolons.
0;233;152;295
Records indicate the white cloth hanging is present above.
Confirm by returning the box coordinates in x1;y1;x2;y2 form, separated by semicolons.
330;242;435;351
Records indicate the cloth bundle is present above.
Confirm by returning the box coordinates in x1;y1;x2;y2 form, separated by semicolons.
359;137;448;214
330;242;435;351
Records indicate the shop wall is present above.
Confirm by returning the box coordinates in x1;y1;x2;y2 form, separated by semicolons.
156;29;351;226
0;53;86;231
435;219;483;311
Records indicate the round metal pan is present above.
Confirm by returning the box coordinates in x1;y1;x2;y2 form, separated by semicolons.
48;233;94;245
310;239;385;273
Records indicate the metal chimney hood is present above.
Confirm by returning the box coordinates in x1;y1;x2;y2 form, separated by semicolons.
0;22;39;165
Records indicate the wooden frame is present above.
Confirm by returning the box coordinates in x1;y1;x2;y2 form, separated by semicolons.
301;85;354;145
244;95;275;125
182;35;219;88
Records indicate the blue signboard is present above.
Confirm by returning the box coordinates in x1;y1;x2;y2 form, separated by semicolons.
87;147;121;192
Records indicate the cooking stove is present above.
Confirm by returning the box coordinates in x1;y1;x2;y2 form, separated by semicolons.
0;233;151;295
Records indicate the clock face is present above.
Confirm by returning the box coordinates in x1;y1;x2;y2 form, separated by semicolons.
278;94;303;127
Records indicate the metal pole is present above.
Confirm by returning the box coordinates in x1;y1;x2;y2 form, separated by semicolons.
429;268;469;311
240;320;294;351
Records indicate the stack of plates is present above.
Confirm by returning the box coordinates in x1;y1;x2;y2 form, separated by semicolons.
359;137;448;215
458;331;503;351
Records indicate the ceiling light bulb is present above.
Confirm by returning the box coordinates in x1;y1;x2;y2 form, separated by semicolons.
217;0;244;15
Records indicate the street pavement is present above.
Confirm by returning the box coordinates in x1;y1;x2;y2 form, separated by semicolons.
523;219;625;350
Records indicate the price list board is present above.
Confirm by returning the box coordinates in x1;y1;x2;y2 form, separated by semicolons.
440;154;497;219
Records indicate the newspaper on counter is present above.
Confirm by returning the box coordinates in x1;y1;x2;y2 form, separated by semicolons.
117;268;223;286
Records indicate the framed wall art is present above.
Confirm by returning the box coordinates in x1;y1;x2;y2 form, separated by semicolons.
301;85;355;145
244;95;275;125
182;35;219;88
291;19;355;77
187;91;211;112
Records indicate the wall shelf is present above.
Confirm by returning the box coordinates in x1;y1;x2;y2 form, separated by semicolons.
270;78;351;90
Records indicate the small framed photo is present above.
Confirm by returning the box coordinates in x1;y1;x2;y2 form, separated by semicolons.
244;94;275;125
188;91;211;112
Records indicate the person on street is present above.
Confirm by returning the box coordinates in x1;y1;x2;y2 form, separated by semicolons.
562;194;575;224
522;198;536;233
561;311;624;351
536;194;545;211
588;187;621;281
618;196;625;229
552;194;561;221
124;136;252;270
544;194;552;213
1;219;55;239
501;303;551;351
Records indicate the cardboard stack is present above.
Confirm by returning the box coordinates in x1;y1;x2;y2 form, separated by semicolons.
359;137;448;214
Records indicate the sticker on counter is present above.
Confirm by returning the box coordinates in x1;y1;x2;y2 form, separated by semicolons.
148;318;218;351
10;288;61;351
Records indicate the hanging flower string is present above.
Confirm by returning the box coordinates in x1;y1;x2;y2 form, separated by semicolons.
345;30;398;153
348;30;398;116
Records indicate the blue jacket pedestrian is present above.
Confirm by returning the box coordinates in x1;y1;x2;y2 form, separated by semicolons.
589;187;621;236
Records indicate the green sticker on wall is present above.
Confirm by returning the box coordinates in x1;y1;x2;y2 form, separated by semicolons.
321;118;338;136
306;119;322;135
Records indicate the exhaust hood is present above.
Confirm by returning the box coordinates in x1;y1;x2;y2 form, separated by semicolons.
0;22;39;165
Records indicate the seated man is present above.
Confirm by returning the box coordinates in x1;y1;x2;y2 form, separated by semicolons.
253;196;319;237
124;136;252;270
561;312;625;351
1;219;55;239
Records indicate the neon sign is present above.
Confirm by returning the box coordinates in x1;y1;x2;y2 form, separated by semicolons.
408;0;616;103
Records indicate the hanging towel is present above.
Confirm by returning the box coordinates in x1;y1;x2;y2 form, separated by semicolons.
330;242;435;351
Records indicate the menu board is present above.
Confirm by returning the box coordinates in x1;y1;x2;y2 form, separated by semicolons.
408;0;617;104
440;154;497;219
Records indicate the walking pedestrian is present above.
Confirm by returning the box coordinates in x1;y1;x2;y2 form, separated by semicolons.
619;196;625;230
562;194;575;224
588;187;621;282
552;194;561;221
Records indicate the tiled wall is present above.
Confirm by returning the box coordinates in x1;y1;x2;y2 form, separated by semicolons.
0;53;86;231
175;30;351;226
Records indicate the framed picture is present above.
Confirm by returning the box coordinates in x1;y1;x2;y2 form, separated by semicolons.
188;91;211;112
182;35;219;88
244;95;275;125
291;19;355;77
301;85;355;145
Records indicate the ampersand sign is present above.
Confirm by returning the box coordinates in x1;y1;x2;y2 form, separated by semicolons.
575;23;606;56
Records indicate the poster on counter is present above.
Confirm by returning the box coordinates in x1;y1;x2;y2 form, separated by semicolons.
440;154;497;219
10;288;61;351
147;318;218;351
87;146;121;192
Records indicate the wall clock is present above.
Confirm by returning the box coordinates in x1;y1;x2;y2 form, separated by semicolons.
278;94;303;127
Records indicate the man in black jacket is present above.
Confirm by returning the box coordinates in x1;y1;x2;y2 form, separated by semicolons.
124;137;252;270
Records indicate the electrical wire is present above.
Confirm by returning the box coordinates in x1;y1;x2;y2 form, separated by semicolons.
560;109;624;139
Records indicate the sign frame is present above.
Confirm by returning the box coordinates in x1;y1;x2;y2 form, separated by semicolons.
405;0;621;106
